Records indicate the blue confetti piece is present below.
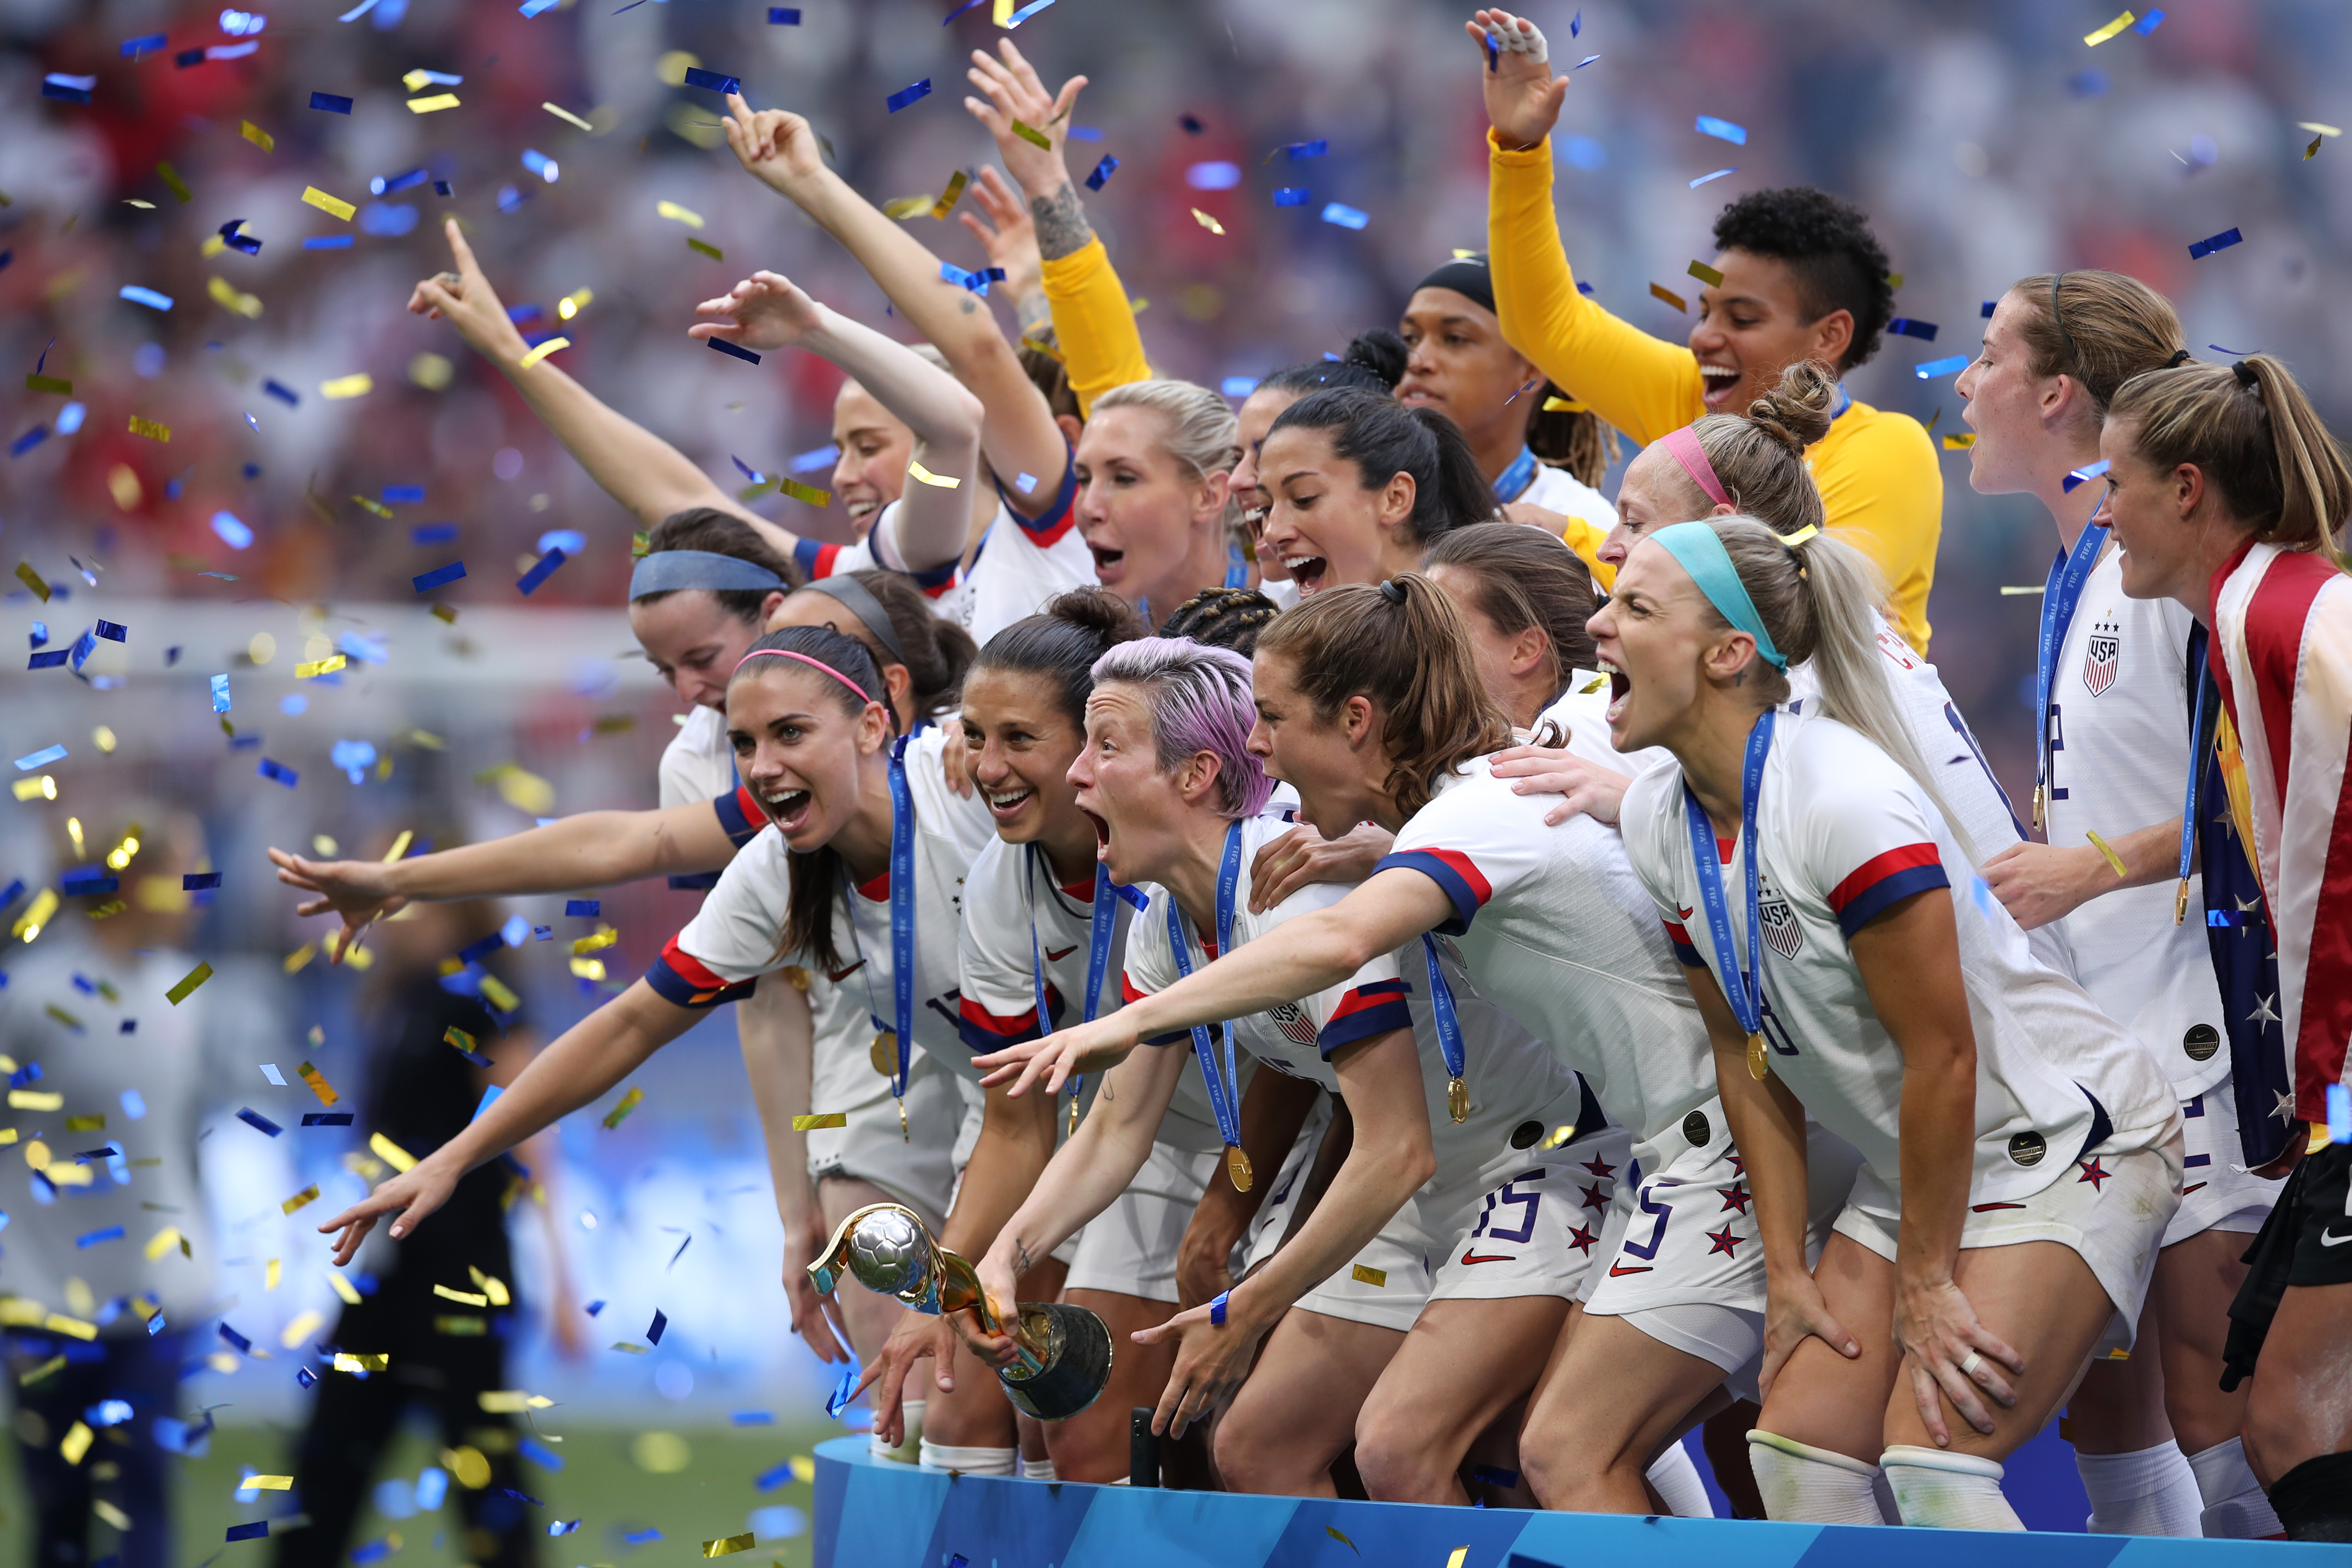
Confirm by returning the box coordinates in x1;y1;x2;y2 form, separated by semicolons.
1014;472;1037;491
493;1489;543;1506
219;1322;254;1353
518;0;561;14
2062;458;2112;493
1005;0;1054;22
547;1520;582;1537
533;925;550;941
2134;9;2165;33
2209;344;2255;355
648;1308;668;1345
457;931;508;965
1913;354;1970;380
382;484;425;504
96;619;126;642
43;74;95;104
259;379;300;408
1570;9;1581;36
237;1107;284;1137
301;1112;355;1126
1066;125;1102;141
14;744;67;771
219;220;261;255
2188;226;2243;260
122;32;168;57
76;1225;127;1248
682;67;741;95
257;758;298;789
122;1088;146;1118
1689;167;1739;188
1319;202;1368;230
707;337;761;365
216;509;259;550
9;426;48;458
518;1436;566;1470
886;79;932;113
372;167;431;196
225;1522;269;1543
119;285;174;311
938;261;990;296
1272;188;1309;207
310;91;353;114
1084;155;1119;191
622;1530;662;1545
1696;115;1747;145
1886;318;1938;341
210;674;232;713
304;234;356;250
61;868;118;895
412;561;467;593
1981;300;1998;319
1220;376;1258;397
756;1461;794;1490
517;547;568;596
566;899;600;916
824;1354;862;1418
412;523;458;544
733;1410;776;1426
55;401;83;434
183;872;222;890
770;6;801;20
585;1300;605;1315
27;625;45;649
941;0;986;18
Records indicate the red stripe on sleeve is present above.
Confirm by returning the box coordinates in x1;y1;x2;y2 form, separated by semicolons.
1420;848;1493;908
659;934;731;992
1826;842;1943;913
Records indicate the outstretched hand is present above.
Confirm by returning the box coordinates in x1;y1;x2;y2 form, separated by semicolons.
1467;9;1568;151
690;270;828;354
972;1013;1141;1096
316;1159;459;1265
267;847;406;962
962;39;1085;200
407;219;531;366
957;167;1045;309
722;92;827;198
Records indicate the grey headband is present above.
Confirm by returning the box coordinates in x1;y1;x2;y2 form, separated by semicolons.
796;573;908;667
628;548;786;600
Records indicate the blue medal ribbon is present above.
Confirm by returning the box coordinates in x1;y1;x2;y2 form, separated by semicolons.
1223;540;1250;590
1683;710;1775;1079
2032;523;2109;829
1027;854;1128;1121
1420;936;1469;1122
837;737;919;1114
2177;624;2211;924
1494;444;1539;504
1162;820;1249;1185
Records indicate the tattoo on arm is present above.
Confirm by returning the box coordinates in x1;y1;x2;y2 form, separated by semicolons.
1014;1238;1034;1276
1028;185;1094;262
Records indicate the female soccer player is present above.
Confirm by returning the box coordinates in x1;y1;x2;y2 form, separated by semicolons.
1596;516;2178;1527
1256;389;1495;597
1957;272;2280;1538
1063;380;1250;628
2097;352;2352;1543
1231;334;1410;608
954;633;1594;1504
1469;8;1942;653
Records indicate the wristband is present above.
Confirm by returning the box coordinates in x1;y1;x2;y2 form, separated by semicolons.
1208;1290;1229;1327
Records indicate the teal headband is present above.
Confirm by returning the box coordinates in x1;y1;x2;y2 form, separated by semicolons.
1647;522;1788;671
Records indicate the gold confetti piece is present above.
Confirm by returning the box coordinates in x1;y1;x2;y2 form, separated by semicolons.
283;944;316;974
241;120;275;152
302;186;357;222
572;930;618;956
601;1086;644;1129
686;237;724;260
17;560;52;601
1687;258;1725;287
929;170;971;218
1541;395;1586;413
166;962;213;1005
517;336;571;370
558;287;593;320
298;1063;339;1105
207;275;263;318
321;374;374;400
610;1341;648;1354
703;1535;756;1558
125;199;155;210
442;1446;492;1489
2300;122;2343;137
882;193;935;219
7;1093;60;1113
1446;1550;1467;1568
64;1112;102;1131
2309;136;2324;161
1350;1264;1387;1287
657;199;705;228
277;1308;322;1348
61;1421;93;1465
1190;207;1225;235
791;1112;849;1131
778;476;830;508
469;1268;512;1306
479;974;520;1013
434;1284;490;1306
45;1313;98;1341
20;1354;63;1386
1885;272;1904;291
144;1227;189;1261
128;415;171;443
436;1315;487;1335
243;1475;295;1491
341;942;376;972
791;1455;816;1483
2086;829;2130;879
411;351;455;390
570;955;608;981
907;460;961;488
1325;1526;1359;1554
1649;282;1688;312
282;1184;322;1216
266;1258;281;1290
1999;585;2047;596
1010;120;1051;150
201;234;227;259
334;1352;391;1372
328;1271;364;1306
543;101;596;131
295;655;348;679
92;1500;131;1532
1942;433;1977;450
2083;10;2135;44
352;494;394;519
407;93;460;114
370;1132;417;1173
156;160;192;202
384;829;415;862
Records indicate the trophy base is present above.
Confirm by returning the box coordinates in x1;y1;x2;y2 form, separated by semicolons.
998;1301;1113;1422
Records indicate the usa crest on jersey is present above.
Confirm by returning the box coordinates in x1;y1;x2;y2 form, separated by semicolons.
1267;1000;1319;1048
1758;895;1804;960
2082;616;2120;698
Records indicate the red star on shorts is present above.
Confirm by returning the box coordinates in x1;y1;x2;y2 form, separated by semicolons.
1580;1154;1618;1180
1726;1151;1746;1176
2077;1156;2111;1191
1579;1182;1611;1212
1705;1225;1745;1257
1567;1223;1598;1256
1717;1183;1752;1215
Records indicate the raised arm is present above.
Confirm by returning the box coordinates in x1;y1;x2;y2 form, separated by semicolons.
1472;9;1706;447
407;219;790;551
963;41;1152;417
693;271;980;574
721;93;1070;515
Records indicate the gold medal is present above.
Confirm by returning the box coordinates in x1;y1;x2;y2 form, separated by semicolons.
897;1095;908;1143
870;1030;897;1077
782;965;812;992
2175;879;2191;926
1225;1145;1253;1192
1446;1076;1469;1124
1067;1094;1079;1137
2031;782;2047;832
1746;1030;1769;1082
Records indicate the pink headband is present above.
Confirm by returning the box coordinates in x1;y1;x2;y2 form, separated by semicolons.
734;647;875;704
1659;425;1732;510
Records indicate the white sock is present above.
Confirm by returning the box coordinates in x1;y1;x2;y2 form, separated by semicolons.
1882;1444;2024;1530
2078;1441;2201;1535
1746;1430;1883;1524
1020;1455;1057;1482
869;1398;924;1464
919;1440;1018;1476
2188;1437;2284;1538
1645;1441;1714;1517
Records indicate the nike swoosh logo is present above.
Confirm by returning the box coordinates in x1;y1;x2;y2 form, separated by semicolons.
1458;1252;1514;1265
1677;906;1694;920
1044;945;1078;962
1608;1263;1653;1276
827;960;867;983
2322;1228;2352;1248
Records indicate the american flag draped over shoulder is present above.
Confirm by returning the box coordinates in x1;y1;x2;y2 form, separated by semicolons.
2208;538;2352;1127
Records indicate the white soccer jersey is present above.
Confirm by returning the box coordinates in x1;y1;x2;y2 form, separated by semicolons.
1121;815;1582;1183
658;703;735;810
1618;707;2177;1216
956;837;1237;1156
1520;462;1619;538
650;729;997;1088
2044;545;2228;1095
1377;685;1713;1155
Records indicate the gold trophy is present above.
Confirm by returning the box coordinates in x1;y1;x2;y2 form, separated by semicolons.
808;1202;1112;1422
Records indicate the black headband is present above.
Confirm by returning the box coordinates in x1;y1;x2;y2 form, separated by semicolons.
1414;255;1496;317
796;574;909;667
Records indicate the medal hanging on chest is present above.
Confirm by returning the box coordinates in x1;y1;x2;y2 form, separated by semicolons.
844;737;919;1139
1165;821;1252;1191
1684;711;1777;1082
1027;854;1128;1140
1422;936;1470;1123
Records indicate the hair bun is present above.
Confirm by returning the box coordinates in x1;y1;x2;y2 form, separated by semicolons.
1042;585;1148;646
1342;328;1409;391
1746;359;1839;455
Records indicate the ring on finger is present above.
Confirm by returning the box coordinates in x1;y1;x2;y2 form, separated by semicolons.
1959;1350;1984;1380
